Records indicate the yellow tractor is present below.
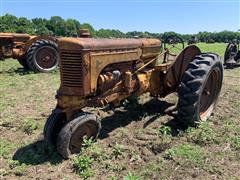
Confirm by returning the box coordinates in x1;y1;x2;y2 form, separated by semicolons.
44;35;223;158
0;32;59;73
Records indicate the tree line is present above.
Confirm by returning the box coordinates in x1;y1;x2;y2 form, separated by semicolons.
0;13;239;42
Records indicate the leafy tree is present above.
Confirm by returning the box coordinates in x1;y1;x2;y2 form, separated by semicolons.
0;13;239;42
46;16;66;36
65;19;79;37
32;18;51;35
96;29;125;38
0;13;19;32
16;17;34;34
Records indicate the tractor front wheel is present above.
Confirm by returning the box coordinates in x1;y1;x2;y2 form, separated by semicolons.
57;112;101;159
44;108;67;146
27;39;59;73
177;53;223;127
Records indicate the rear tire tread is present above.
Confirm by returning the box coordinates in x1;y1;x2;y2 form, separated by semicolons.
177;53;223;127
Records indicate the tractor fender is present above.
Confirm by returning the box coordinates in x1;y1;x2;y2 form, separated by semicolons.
161;45;201;96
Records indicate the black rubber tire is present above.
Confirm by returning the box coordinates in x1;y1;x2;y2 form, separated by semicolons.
177;53;223;127
17;58;29;69
44;108;67;147
57;113;101;159
26;39;59;73
224;43;237;63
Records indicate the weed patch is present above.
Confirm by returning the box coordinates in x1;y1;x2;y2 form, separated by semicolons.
165;144;206;168
231;136;240;150
112;143;125;158
73;155;94;179
0;139;17;159
21;118;39;134
123;172;140;180
186;122;219;145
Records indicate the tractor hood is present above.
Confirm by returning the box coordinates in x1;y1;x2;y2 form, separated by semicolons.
58;37;161;51
0;33;35;43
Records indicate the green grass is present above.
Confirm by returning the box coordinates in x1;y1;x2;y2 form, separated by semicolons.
73;155;94;179
186;122;219;145
158;125;172;137
123;172;140;180
112;143;125;158
196;42;227;57
165;144;206;168
0;139;18;159
21;118;39;134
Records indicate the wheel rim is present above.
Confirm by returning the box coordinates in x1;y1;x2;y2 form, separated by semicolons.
70;121;99;153
199;67;222;120
35;46;58;69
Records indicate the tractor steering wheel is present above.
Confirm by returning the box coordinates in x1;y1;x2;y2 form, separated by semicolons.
162;35;185;63
164;35;185;53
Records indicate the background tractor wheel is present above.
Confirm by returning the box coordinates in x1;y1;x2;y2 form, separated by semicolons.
57;112;101;159
44;108;66;146
17;58;29;69
26;39;59;73
224;43;238;63
177;53;223;127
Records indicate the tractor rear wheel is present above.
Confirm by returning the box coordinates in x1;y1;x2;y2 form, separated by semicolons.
26;39;59;73
177;53;223;127
57;113;101;159
44;108;67;146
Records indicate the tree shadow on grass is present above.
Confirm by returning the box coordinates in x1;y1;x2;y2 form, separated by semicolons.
99;98;185;139
13;139;63;165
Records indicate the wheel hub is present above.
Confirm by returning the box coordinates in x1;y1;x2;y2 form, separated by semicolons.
36;46;57;69
70;121;99;153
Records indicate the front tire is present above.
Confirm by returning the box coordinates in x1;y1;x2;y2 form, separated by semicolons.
57;113;101;159
177;53;223;127
44;108;67;146
26;39;59;73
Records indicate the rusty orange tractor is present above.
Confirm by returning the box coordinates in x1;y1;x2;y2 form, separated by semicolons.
44;35;223;158
0;33;59;73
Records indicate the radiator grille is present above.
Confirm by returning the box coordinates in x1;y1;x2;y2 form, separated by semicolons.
60;50;83;87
